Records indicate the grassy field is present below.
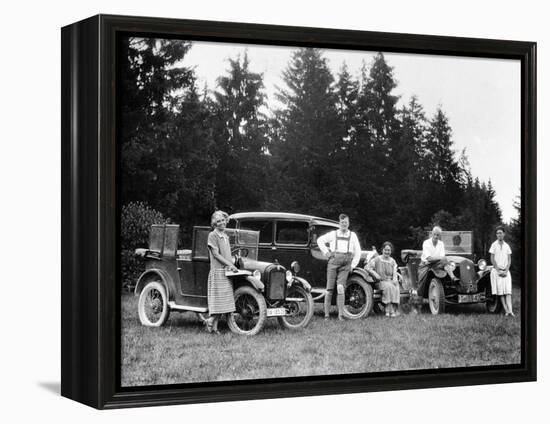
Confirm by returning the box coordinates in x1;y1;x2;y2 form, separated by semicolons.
121;288;521;387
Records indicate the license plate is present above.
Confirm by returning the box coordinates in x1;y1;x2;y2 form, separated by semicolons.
458;293;484;303
266;307;286;317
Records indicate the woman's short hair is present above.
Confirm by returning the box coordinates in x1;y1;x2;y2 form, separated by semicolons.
211;210;228;228
381;241;394;253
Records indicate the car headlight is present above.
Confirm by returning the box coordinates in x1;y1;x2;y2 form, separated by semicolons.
449;261;456;272
291;261;300;274
252;270;261;280
285;270;293;283
477;259;487;271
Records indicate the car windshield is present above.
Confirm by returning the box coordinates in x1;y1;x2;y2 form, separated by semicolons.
226;228;260;260
149;224;179;256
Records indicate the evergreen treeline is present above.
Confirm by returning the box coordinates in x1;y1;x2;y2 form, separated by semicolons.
120;38;517;261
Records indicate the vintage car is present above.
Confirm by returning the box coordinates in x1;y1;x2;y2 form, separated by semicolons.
227;212;412;318
400;230;500;314
134;224;314;335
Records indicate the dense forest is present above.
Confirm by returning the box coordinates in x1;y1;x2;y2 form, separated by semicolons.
119;37;521;284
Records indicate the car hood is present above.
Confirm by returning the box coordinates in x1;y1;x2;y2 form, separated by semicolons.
446;255;473;264
239;257;284;272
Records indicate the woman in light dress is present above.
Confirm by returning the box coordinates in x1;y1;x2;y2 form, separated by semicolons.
367;242;400;317
489;227;514;316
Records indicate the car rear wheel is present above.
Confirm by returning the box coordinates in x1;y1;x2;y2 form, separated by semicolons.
138;281;170;327
428;278;445;315
277;285;314;329
228;286;267;336
485;284;502;314
342;277;374;319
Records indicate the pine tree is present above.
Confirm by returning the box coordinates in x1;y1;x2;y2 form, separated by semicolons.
363;52;400;147
335;62;359;151
211;53;270;212
422;107;463;217
269;48;341;215
351;53;401;243
120;37;196;214
388;96;428;246
507;193;521;276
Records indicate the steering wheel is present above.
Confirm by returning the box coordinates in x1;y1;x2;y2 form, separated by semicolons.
231;247;249;258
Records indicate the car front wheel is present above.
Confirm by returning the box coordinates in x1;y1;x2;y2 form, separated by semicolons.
428;278;445;315
277;285;314;329
138;281;170;327
342;276;374;319
227;286;267;336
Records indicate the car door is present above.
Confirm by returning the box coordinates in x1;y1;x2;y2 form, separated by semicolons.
174;226;210;309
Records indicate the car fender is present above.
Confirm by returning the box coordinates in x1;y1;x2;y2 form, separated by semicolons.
244;276;265;292
478;266;493;279
477;268;492;290
350;268;375;286
291;276;311;292
134;268;176;300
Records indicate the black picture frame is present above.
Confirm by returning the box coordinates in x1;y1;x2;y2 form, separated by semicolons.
61;14;537;409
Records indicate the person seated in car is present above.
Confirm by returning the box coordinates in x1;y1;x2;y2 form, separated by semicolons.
417;226;458;290
366;241;400;317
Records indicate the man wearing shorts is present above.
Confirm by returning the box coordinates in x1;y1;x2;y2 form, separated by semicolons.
317;214;362;320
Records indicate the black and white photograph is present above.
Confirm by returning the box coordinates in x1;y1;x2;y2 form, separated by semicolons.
119;36;523;387
2;0;545;419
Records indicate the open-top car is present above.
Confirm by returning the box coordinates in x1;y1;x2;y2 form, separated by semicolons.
227;212;412;318
400;230;499;315
134;224;314;335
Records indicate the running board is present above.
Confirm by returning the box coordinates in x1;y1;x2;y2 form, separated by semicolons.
167;301;208;313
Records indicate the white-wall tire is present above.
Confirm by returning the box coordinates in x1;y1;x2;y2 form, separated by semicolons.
138;281;170;327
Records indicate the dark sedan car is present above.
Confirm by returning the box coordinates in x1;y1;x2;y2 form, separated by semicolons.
227;212;411;318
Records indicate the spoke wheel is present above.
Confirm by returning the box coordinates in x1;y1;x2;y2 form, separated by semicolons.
138;281;169;327
277;285;314;329
227;286;267;336
342;276;374;319
428;278;445;315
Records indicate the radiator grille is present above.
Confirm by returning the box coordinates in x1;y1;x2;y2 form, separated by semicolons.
459;261;477;293
268;268;286;299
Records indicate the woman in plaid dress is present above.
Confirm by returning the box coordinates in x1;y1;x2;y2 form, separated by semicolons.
206;210;237;334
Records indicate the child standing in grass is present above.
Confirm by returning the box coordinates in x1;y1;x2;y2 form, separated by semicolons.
489;227;514;316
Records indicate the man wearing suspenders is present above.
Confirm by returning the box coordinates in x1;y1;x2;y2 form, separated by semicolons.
317;214;362;320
